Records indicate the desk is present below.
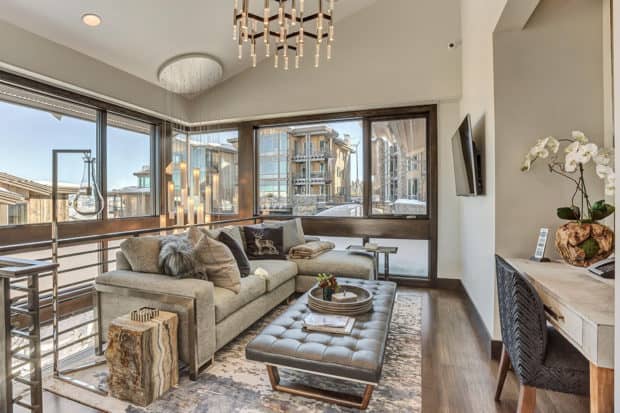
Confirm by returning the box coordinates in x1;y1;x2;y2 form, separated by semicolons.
506;258;614;413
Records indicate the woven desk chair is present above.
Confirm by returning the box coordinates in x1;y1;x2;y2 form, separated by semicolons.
494;255;589;413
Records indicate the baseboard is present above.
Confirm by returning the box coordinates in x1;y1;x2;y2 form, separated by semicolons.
434;278;462;290
459;282;501;360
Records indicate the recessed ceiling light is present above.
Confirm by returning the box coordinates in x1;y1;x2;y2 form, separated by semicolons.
82;13;101;27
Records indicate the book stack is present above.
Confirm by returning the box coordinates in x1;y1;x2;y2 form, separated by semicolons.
303;313;355;335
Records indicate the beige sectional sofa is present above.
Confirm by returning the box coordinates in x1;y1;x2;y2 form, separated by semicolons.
95;226;374;380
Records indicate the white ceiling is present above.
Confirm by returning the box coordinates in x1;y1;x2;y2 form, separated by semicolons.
0;0;377;96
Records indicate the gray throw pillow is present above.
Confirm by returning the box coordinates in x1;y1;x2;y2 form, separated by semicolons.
193;234;241;294
262;218;305;253
159;236;196;278
120;236;161;274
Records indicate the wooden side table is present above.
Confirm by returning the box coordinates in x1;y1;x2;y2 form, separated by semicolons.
346;245;399;280
106;310;179;406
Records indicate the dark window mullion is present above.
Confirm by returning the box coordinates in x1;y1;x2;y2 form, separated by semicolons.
96;110;107;221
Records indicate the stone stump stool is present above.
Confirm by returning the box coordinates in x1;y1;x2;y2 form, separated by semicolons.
106;310;178;406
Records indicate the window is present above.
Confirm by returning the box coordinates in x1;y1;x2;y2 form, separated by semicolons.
257;120;363;217
106;114;154;218
0;83;97;226
189;131;239;215
371;118;427;216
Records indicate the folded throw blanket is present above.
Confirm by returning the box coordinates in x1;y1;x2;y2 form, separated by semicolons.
288;241;335;260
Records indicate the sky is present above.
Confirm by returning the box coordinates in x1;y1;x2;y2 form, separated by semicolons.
0;100;150;190
0;98;364;191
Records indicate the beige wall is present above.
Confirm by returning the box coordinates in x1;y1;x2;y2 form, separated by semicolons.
494;0;604;261
189;0;462;124
0;19;190;122
459;0;506;336
460;0;606;340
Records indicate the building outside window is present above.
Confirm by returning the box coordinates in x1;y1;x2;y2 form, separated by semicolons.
257;121;363;217
371;118;427;216
106;114;154;218
189;131;239;215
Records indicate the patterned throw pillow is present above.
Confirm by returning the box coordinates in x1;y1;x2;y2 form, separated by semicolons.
243;226;286;260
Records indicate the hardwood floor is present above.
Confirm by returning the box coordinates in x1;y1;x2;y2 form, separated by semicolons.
25;287;589;413
419;287;589;413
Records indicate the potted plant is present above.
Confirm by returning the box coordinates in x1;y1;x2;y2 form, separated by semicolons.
317;273;338;301
521;131;615;267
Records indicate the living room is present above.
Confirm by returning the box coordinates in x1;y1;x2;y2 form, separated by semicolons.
0;0;617;412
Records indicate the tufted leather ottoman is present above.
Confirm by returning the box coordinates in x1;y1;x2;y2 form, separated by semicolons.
246;278;397;410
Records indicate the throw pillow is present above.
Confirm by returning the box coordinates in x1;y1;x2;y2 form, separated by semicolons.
262;218;305;253
217;231;251;277
159;235;196;278
203;226;245;250
120;236;162;273
193;235;241;294
243;226;286;260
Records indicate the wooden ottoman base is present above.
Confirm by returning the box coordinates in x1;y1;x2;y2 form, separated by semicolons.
266;365;375;410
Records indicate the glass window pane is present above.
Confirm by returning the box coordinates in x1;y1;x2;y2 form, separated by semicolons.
371;118;427;216
257;120;363;216
370;238;429;278
0;83;97;226
106;114;153;218
188;131;239;215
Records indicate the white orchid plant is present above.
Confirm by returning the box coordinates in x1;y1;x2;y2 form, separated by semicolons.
521;131;615;223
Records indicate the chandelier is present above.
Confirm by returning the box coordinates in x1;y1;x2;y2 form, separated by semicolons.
233;0;335;70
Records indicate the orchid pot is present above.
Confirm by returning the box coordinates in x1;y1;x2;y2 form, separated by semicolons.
521;131;615;267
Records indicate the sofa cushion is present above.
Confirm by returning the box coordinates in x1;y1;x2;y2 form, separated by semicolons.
250;260;298;292
290;250;374;279
120;236;161;274
217;231;251;277
243;226;286;260
262;218;305;253
193;235;241;294
204;226;244;250
213;275;266;323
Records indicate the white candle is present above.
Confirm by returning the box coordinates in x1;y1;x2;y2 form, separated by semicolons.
187;198;194;225
176;206;184;226
212;173;220;212
204;184;212;219
196;204;204;224
179;161;187;189
192;168;200;197
167;182;175;219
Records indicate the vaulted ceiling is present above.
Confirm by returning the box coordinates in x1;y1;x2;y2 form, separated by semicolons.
1;0;378;95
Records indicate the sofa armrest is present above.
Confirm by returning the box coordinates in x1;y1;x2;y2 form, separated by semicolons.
96;270;214;300
96;270;216;370
304;235;321;243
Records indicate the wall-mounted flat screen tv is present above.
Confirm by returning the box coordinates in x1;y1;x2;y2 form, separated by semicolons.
452;114;483;196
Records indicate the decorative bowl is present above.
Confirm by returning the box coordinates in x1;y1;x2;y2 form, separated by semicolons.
307;285;373;316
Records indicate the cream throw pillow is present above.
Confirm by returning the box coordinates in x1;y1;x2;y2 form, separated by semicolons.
120;236;161;274
193;234;241;294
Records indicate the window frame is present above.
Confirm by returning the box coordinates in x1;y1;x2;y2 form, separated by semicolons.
366;112;431;219
252;106;435;221
0;70;161;246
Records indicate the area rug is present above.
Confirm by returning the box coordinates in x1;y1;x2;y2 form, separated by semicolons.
45;291;422;412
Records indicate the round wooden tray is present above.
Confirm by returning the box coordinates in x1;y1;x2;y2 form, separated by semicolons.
307;285;373;316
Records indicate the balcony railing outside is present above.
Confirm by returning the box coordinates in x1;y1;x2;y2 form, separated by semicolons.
0;216;262;398
292;152;329;162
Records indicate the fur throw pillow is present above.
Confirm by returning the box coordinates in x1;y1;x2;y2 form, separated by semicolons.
159;235;196;278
